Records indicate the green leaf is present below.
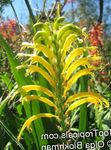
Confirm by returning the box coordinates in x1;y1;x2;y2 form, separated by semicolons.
0;73;14;91
0;98;8;115
0;34;31;87
0;120;25;150
0;34;49;149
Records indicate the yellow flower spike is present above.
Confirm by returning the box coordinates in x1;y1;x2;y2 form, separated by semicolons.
65;58;92;81
63;68;94;96
34;43;56;64
24;95;58;110
30;55;56;78
17;113;59;141
21;85;55;98
65;92;109;107
27;65;56;88
65;97;99;115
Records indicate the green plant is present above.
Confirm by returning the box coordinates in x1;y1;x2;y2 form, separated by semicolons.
13;17;109;143
0;33;43;149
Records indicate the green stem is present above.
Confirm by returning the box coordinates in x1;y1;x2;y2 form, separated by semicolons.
79;76;88;132
56;44;66;132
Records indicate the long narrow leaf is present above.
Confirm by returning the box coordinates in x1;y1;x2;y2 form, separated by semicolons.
0;120;25;150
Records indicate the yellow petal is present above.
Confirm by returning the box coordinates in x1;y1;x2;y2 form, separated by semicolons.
33;31;49;42
57;24;82;40
61;30;74;46
30;56;56;78
63;48;84;72
65;58;91;80
65;92;109;108
65;97;99;114
34;44;56;64
27;65;56;88
63;68;94;96
61;34;77;60
22;85;55;98
17;113;59;141
64;47;97;71
24;95;57;109
33;22;50;33
53;16;65;30
61;34;77;53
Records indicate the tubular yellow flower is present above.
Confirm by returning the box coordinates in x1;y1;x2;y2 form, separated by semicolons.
65;58;92;80
61;34;77;60
17;53;33;57
61;30;74;46
17;113;59;141
30;55;56;78
63;48;84;71
27;65;56;88
33;31;49;42
65;91;109;107
34;43;56;63
63;68;94;96
65;97;99;115
21;85;55;98
63;46;97;72
24;95;57;109
57;24;82;40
